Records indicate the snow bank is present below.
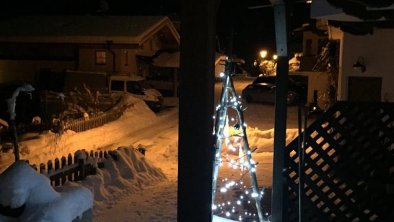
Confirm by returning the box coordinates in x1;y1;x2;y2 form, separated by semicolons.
0;161;93;222
0;94;157;173
247;128;298;153
79;147;166;215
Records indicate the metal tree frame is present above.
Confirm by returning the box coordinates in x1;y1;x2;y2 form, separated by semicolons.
211;57;264;221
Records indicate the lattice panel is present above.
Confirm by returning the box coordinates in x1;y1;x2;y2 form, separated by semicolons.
285;102;394;221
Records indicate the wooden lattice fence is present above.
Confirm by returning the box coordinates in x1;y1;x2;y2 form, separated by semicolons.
285;102;394;221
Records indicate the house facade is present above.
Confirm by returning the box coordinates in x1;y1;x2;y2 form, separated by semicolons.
0;16;180;91
311;0;394;102
328;27;394;102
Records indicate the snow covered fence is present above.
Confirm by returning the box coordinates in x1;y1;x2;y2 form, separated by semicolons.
63;105;127;133
30;147;146;187
30;150;117;187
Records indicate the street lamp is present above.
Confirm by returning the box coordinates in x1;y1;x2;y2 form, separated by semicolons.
272;54;278;60
259;50;268;59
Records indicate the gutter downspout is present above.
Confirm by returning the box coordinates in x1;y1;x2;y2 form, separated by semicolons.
106;40;116;74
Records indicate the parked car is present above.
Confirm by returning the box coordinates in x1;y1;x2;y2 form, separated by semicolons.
247;75;307;104
109;75;163;112
242;83;301;105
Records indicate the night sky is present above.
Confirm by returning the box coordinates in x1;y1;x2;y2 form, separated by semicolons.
0;0;311;68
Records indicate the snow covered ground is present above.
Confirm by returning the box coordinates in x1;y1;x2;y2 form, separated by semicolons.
0;91;299;221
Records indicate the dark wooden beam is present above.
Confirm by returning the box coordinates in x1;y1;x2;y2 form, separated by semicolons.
271;1;289;222
177;0;219;221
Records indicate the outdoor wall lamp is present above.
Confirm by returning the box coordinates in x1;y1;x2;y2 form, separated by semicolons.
353;56;366;72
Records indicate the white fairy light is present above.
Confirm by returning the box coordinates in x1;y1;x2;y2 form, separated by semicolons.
212;58;264;221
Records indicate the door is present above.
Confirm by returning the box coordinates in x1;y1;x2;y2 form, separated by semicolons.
348;76;382;102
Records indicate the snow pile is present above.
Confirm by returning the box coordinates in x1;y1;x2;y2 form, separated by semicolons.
80;147;166;215
0;94;157;173
247;128;298;153
0;161;92;222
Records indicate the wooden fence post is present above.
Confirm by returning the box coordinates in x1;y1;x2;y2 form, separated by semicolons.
54;158;60;186
47;160;53;186
68;154;73;181
39;163;45;174
78;158;85;180
61;156;67;185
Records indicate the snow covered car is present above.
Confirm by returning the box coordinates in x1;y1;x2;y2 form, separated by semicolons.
109;75;163;112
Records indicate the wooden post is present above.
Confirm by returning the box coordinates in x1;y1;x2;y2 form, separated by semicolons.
39;163;45;174
54;158;60;186
68;154;73;181
271;1;290;221
178;0;219;221
61;156;67;185
78;158;85;180
47;160;53;186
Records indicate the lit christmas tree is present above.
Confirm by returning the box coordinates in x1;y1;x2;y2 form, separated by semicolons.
212;57;264;221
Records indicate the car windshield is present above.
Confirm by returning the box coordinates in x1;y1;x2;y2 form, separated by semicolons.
126;81;144;94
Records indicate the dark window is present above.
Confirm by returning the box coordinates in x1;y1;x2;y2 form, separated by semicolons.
305;39;312;56
110;80;124;91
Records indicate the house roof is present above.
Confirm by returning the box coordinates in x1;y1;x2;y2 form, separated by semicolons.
0;16;180;45
312;0;394;21
311;0;394;34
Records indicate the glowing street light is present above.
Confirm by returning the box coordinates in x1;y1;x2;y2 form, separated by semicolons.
259;50;267;59
272;54;278;60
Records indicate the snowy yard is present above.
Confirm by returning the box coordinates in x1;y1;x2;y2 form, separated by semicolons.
0;88;299;221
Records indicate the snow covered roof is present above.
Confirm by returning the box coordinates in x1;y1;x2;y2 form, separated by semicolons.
311;0;394;22
0;16;180;45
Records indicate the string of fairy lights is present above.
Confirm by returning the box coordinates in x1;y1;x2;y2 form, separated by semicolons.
211;57;266;222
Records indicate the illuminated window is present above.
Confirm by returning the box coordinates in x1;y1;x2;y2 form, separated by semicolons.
95;50;106;65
